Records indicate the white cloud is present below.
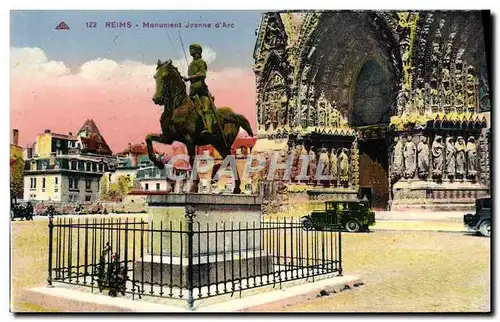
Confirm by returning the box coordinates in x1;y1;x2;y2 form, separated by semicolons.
78;58;154;80
10;46;252;91
11;47;70;79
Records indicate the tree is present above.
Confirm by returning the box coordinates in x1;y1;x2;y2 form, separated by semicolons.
100;174;136;201
10;158;24;199
99;174;109;201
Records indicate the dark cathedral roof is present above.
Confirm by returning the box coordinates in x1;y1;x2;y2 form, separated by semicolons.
77;119;113;155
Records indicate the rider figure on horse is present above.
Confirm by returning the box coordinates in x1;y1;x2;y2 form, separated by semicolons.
182;43;215;135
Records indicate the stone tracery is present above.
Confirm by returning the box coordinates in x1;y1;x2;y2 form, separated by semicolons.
253;10;490;210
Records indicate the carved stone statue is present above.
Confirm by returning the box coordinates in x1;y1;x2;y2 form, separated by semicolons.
442;68;453;106
466;65;477;109
330;148;338;184
431;135;444;179
296;143;308;183
455;136;466;179
415;87;425;111
307;83;316;128
316;93;327;127
403;135;417;179
339;148;349;184
392;136;404;180
308;147;317;184
466;136;477;179
290;143;302;182
396;89;408;115
417;136;429;180
318;147;330;184
445;137;456;179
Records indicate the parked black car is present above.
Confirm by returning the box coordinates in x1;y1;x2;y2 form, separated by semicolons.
464;197;491;237
301;199;376;232
11;195;34;221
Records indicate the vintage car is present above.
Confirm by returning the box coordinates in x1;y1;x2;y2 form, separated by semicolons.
301;199;376;232
464;197;491;237
11;195;34;221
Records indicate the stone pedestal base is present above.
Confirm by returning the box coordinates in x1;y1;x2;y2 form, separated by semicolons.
134;253;273;288
134;193;269;288
391;180;489;211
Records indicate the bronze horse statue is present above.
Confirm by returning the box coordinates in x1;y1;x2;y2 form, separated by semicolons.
147;59;254;193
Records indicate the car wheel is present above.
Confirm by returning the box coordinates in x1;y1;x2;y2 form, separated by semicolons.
479;220;491;237
301;217;313;231
345;220;360;232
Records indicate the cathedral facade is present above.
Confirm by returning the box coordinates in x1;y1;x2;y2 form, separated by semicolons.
253;11;491;210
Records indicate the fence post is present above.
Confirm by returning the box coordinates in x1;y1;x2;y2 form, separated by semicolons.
47;214;54;287
338;230;343;276
185;205;196;311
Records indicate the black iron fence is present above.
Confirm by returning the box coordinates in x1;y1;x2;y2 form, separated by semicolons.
47;214;342;310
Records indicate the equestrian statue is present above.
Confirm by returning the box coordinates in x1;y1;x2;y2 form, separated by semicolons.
147;43;254;194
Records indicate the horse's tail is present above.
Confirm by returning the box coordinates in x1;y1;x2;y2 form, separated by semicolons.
235;114;254;137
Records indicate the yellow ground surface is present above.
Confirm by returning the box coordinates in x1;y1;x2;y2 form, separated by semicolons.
11;215;490;312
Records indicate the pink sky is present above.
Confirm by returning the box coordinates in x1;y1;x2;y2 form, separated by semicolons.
10;47;257;154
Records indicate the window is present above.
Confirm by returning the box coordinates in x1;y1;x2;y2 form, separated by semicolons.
156;183;160;190
145;183;149;191
30;178;37;189
99;164;104;172
54;177;59;192
71;161;77;170
42;177;46;190
92;163;97;172
86;162;91;171
85;179;92;191
85;195;91;202
55;177;58;185
69;177;79;190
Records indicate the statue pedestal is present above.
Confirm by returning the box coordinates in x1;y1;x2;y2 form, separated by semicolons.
133;193;272;287
391;180;489;211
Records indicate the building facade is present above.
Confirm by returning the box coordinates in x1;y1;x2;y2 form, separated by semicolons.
253;11;491;210
23;120;118;202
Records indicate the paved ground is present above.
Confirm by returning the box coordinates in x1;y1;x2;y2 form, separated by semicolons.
270;230;490;312
375;210;465;221
11;215;490;312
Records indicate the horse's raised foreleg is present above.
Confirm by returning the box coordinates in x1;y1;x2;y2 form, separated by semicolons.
146;133;166;169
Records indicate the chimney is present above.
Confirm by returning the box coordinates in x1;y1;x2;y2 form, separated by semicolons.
68;131;73;136
12;129;19;146
44;129;51;134
26;147;33;159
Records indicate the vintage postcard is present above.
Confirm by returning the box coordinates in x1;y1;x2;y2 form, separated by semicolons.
9;9;491;313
